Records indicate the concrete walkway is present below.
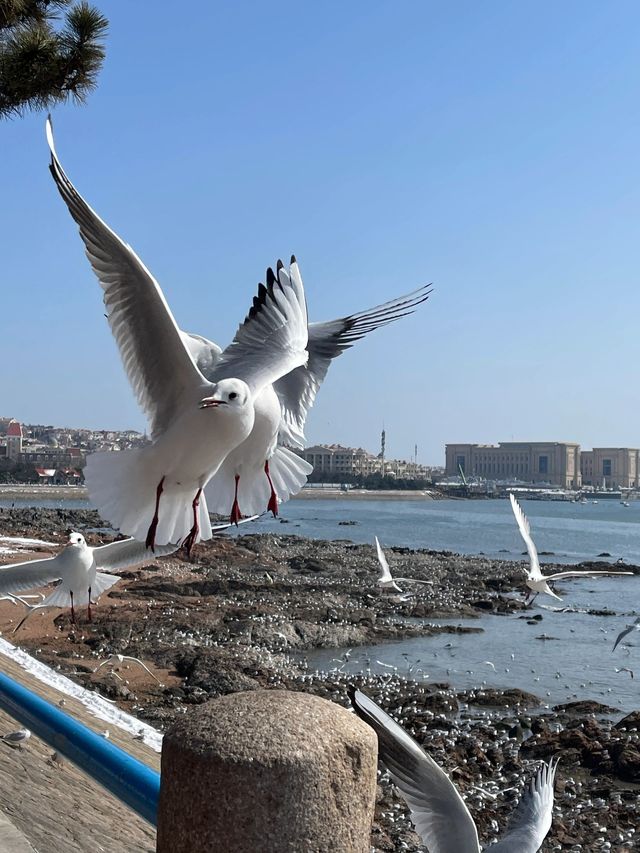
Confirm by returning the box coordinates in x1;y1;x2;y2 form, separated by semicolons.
0;650;157;853
0;811;36;852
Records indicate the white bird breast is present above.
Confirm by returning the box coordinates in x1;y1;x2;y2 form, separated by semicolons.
152;395;256;483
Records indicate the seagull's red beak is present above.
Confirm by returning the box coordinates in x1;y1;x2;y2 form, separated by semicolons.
199;397;227;409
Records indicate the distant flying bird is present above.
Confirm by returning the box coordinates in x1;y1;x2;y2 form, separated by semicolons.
47;119;308;549
612;617;640;652
0;531;177;627
509;493;632;604
615;666;635;678
2;729;31;748
349;687;559;852
375;536;432;592
191;285;431;520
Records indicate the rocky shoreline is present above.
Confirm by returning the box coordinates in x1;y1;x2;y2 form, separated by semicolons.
0;507;638;851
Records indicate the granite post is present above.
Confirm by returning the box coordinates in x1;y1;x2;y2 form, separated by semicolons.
156;689;378;853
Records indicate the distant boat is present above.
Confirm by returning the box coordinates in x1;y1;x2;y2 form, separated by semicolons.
591;500;598;504
621;500;630;507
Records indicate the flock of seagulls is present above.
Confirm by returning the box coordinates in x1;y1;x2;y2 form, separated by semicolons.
2;118;639;851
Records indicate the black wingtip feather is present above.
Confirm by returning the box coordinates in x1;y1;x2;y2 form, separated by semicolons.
266;267;276;287
290;254;297;264
276;259;284;272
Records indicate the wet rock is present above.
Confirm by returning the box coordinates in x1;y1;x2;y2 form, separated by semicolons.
553;700;619;715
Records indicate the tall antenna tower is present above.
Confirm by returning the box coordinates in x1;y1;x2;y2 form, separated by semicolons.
380;427;386;474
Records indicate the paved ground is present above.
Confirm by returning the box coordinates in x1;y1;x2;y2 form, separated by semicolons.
0;651;157;853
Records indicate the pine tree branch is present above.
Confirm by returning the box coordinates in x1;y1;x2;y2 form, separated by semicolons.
0;0;107;118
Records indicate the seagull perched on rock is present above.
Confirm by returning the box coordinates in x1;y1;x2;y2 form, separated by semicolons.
349;687;559;852
0;531;177;627
47;119;308;550
375;536;432;593
509;493;632;604
612;617;640;652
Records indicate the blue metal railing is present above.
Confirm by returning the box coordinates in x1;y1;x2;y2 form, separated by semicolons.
0;672;160;824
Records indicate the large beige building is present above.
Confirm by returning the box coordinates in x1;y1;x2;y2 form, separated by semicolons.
301;444;383;478
445;442;581;488
580;448;639;489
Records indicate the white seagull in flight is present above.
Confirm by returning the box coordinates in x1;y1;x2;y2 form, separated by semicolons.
612;616;640;652
375;536;432;592
47;120;308;551
349;687;559;852
187;283;431;522
0;531;177;627
509;493;632;604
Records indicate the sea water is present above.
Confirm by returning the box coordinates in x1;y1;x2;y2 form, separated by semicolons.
2;494;639;712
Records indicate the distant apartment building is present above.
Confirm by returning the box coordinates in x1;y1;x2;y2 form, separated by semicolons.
5;420;23;460
445;442;581;488
580;448;639;489
300;444;383;478
299;444;435;480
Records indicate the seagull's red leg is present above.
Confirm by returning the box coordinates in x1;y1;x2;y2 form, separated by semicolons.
230;475;242;526
182;488;202;558
264;460;278;517
87;587;92;622
70;590;76;625
145;476;165;551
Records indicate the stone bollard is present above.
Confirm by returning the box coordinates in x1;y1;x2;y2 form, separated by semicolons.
156;689;378;853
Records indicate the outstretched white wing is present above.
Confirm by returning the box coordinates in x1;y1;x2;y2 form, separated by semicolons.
547;569;632;581
47;118;209;440
0;556;62;596
375;536;393;583
91;538;178;573
212;259;308;396
510;493;541;579
350;688;481;853
275;285;431;447
488;758;559;852
612;617;640;652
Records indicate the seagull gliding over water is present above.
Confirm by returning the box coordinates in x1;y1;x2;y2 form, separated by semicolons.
509;493;632;604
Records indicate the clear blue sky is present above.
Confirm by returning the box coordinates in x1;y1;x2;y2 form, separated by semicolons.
2;1;639;465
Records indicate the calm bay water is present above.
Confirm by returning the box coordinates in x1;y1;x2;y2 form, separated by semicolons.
2;493;639;712
2;493;640;565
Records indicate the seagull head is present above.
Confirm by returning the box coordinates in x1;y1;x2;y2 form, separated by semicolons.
67;531;87;548
199;378;250;410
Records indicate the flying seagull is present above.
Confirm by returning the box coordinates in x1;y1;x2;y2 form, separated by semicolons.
190;284;431;521
47;119;308;550
612;617;640;652
509;493;632;604
349;686;559;852
375;536;432;593
0;531;177;627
